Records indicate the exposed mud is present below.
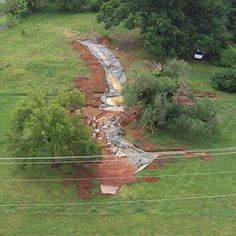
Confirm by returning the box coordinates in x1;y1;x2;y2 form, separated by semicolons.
127;128;158;152
139;177;160;183
72;40;139;198
97;36;113;49
74;164;97;199
72;41;106;107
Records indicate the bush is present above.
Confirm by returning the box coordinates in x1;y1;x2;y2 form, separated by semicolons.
123;60;218;136
1;0;27;17
211;70;236;93
169;99;218;136
213;46;236;68
57;90;85;110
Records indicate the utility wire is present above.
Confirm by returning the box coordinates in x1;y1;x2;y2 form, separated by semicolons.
0;171;235;182
0;193;235;208
0;146;236;160
0;151;235;165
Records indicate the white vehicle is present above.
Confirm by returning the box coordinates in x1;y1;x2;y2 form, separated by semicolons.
194;49;205;60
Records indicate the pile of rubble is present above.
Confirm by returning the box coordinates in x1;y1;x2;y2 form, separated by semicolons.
79;39;158;171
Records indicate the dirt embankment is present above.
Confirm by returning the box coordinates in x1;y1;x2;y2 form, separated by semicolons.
72;41;106;107
70;40;137;199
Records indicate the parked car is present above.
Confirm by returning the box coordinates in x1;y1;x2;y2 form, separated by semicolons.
194;49;205;60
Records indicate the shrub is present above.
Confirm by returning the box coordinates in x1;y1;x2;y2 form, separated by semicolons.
123;60;218;136
213;46;236;68
1;0;27;17
57;90;85;110
211;70;236;93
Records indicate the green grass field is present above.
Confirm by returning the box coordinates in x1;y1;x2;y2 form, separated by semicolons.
0;11;235;236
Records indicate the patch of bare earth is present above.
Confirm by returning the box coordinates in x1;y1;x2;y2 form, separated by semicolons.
139;177;160;183
71;40;138;198
127;128;158;152
194;90;218;99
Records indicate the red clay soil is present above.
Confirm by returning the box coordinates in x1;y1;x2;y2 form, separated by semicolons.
147;161;161;170
173;95;194;106
97;36;113;49
74;164;97;199
139;177;160;183
127;128;158;152
119;108;142;127
97;154;136;188
72;41;106;107
71;40;138;198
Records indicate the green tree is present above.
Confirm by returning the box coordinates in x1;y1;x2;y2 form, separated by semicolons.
227;0;236;39
57;89;85;110
8;90;100;160
98;0;229;57
123;60;217;135
1;0;27;17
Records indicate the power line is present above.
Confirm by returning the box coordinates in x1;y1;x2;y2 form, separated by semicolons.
0;146;236;160
0;193;235;208
0;171;235;182
0;151;235;165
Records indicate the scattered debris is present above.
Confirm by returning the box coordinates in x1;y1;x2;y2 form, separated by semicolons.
78;38;159;171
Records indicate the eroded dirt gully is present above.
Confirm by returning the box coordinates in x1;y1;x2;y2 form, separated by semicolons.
69;38;212;199
71;40;140;199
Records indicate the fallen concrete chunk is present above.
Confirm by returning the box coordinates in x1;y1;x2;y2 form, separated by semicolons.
100;185;120;195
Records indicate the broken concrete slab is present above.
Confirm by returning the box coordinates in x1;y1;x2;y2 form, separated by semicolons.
100;185;120;195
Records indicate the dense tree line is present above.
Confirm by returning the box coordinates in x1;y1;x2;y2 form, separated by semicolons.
97;0;231;57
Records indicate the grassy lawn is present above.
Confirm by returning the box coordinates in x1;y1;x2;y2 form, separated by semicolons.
0;155;235;235
0;11;235;236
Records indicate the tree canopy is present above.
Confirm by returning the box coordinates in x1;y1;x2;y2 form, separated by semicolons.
98;0;230;57
0;0;27;17
123;60;218;136
8;90;100;159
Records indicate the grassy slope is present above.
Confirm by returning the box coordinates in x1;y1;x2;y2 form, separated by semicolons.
0;11;128;155
0;155;235;236
0;12;235;236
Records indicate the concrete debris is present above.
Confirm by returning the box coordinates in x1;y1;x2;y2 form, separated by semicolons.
79;39;158;172
100;185;119;195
